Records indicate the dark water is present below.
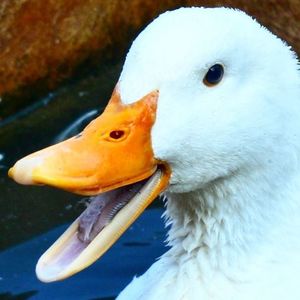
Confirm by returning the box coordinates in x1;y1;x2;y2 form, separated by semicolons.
0;208;166;299
0;62;168;299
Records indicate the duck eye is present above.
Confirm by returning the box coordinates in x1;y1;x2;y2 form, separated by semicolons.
203;64;224;87
109;130;125;140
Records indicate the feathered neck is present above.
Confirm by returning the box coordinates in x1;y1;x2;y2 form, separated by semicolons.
163;161;300;281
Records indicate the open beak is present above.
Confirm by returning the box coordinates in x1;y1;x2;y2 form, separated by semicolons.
8;88;170;282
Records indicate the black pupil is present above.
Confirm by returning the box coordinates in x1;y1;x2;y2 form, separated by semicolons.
110;130;124;139
204;64;224;85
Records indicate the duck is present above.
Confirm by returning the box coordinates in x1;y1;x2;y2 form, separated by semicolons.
8;7;300;300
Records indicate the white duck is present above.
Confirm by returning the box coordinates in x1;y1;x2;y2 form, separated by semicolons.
9;7;300;300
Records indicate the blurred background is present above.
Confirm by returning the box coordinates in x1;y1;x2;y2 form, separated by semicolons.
1;0;299;299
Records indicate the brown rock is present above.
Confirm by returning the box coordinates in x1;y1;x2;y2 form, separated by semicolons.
0;0;179;99
0;0;299;109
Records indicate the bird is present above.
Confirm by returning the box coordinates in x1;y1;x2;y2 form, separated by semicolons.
8;7;300;300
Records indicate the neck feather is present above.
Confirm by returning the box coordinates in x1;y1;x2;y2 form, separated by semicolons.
163;164;300;279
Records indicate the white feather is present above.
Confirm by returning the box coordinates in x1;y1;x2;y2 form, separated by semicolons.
118;7;300;299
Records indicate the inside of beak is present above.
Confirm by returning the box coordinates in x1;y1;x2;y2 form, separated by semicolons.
36;164;170;282
8;89;171;282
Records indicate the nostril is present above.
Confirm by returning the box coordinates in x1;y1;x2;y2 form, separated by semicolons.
109;130;125;140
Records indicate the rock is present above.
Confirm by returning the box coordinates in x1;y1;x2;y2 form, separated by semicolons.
0;0;177;97
0;0;299;119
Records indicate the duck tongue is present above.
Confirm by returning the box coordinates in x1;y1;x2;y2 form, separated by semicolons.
78;180;146;243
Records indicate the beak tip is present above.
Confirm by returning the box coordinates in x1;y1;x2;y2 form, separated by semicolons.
35;263;54;283
35;261;51;283
8;167;14;179
8;157;41;185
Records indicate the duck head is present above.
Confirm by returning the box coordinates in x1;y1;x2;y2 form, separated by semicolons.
121;8;300;195
9;7;300;282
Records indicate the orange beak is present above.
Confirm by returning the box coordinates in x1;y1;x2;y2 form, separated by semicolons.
8;88;170;282
9;89;162;194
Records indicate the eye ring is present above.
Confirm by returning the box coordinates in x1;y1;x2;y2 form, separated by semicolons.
203;64;224;87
